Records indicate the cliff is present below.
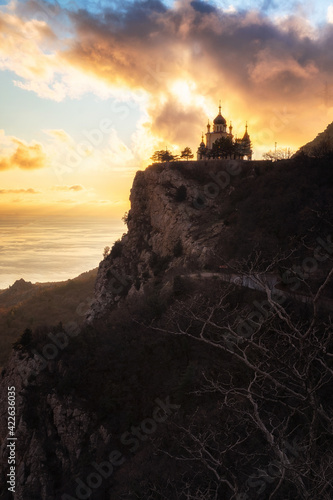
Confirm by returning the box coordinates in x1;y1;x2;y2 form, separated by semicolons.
91;159;252;320
2;159;254;499
1;157;333;500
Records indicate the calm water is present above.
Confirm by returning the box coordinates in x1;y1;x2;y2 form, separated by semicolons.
0;216;125;289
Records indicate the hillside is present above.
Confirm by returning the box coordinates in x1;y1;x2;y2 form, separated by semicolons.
297;120;333;156
0;157;332;500
0;269;97;369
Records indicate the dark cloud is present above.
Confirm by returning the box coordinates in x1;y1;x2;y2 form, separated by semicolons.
64;2;333;96
261;0;278;12
5;0;330;152
190;1;216;15
63;2;333;146
150;97;207;144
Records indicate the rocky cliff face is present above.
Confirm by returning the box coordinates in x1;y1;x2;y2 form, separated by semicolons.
0;159;257;499
91;160;244;320
0;346;109;499
1;157;333;500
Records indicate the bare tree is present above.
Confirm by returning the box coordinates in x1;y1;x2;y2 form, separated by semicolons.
145;264;333;499
263;147;295;161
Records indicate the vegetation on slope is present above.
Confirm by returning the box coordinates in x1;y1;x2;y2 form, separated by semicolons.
0;269;97;368
1;154;333;499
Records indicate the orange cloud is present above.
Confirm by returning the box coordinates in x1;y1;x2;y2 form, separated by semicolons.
59;1;333;152
0;188;40;194
0;139;47;170
52;184;84;191
1;0;333;157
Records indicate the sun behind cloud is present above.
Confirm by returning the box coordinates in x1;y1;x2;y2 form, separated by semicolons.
0;0;333;217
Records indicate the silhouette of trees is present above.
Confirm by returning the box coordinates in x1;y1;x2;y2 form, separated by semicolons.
147;265;333;499
103;246;110;258
122;211;132;226
151;149;178;163
309;137;333;159
180;147;194;160
263;147;294;161
206;137;252;159
208;136;234;158
13;328;33;351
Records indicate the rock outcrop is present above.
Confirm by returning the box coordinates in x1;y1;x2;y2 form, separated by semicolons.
91;160;245;320
2;158;310;499
1;159;248;499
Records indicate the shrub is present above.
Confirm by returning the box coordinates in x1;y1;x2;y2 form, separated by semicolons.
110;239;123;259
103;246;110;258
13;328;33;351
122;211;132;225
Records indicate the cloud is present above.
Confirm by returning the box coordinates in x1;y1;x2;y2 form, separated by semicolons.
52;184;84;191
0;137;48;170
190;1;216;14
1;0;333;155
328;5;333;23
60;1;333;149
0;188;40;194
43;129;73;143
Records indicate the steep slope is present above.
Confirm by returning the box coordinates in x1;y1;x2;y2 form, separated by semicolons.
91;159;262;319
0;157;333;500
297;120;333;155
0;270;97;369
92;156;333;320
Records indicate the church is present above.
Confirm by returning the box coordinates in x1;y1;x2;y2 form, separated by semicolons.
197;103;252;160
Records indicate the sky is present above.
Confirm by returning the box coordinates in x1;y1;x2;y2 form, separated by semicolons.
1;0;333;217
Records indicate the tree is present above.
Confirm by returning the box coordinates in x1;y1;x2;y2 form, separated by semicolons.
263;147;295;161
103;246;110;258
13;328;33;351
209;137;235;159
240;137;253;159
180;147;194;161
122;211;131;226
309;137;333;159
110;239;123;258
151;149;178;163
147;262;333;499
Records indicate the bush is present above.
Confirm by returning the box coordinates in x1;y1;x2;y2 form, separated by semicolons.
110;239;123;259
13;328;33;351
122;211;132;225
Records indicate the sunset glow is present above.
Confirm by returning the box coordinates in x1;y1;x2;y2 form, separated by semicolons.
1;0;333;216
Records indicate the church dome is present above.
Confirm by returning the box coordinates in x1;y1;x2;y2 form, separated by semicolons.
242;123;250;140
213;113;226;125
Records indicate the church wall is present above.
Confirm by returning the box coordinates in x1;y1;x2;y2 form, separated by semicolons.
206;131;230;149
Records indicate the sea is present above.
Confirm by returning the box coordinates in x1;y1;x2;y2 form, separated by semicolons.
0;216;125;289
